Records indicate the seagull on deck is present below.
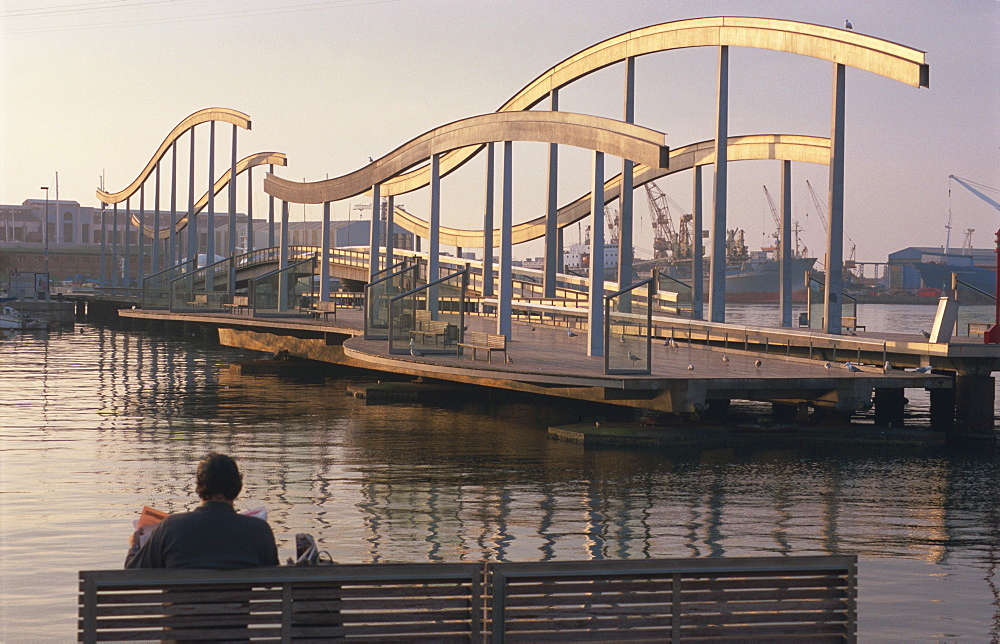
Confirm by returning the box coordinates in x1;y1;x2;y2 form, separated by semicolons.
883;361;892;374
920;330;931;340
914;366;933;374
754;359;762;370
567;330;578;337
824;362;833;370
409;339;423;357
620;333;627;343
664;337;677;348
844;19;853;30
687;364;695;370
845;362;862;373
627;351;640;364
722;354;730;365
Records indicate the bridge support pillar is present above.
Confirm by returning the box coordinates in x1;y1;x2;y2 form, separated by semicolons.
692;166;704;320
779;160;793;327
187;127;197;265
497;142;513;338
618;57;635;314
873;388;906;428
773;401;809;423
823;63;846;335
279;201;289;311
321;202;331;302
954;373;996;437
587;151;605;357
429;157;441;317
207;121;216;266
369;183;382;283
708;45;729;323
929;384;956;432
483;142;495;298
544;90;559;299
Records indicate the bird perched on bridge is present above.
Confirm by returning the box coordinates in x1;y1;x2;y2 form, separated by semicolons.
687;364;695;370
627;351;640;364
620;332;626;343
824;362;833;370
409;339;423;357
844;19;853;29
722;354;730;365
754;359;762;370
920;330;931;340
567;330;578;337
914;366;933;373
664;337;677;348
883;361;892;374
845;362;861;373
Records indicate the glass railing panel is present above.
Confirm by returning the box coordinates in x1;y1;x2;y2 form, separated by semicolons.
142;259;196;309
167;257;231;312
251;257;316;316
605;278;653;375
954;277;996;337
365;263;420;340
389;269;467;356
654;271;693;317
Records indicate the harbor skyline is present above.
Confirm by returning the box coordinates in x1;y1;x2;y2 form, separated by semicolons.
2;0;997;263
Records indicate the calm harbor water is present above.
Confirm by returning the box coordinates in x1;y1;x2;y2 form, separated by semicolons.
1;304;998;642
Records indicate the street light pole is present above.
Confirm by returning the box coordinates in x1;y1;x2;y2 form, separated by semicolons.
40;186;50;300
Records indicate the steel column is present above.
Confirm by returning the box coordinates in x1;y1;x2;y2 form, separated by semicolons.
429;154;442;316
543;89;559;298
227;124;238;297
206;121;216;265
588;151;605;357
99;206;106;285
187;127;197;265
368;183;381;283
246;166;254;253
153;162;161;273
709;45;729;323
780;160;793;327
279;200;289;311
497;141;513;338
170;143;177;266
824;63;847;334
385;195;395;267
482;142;495;297
321;202;330;302
123;197;131;287
692;165;704;319
619;57;636;311
268;164;276;248
138;184;145;283
111;203;118;287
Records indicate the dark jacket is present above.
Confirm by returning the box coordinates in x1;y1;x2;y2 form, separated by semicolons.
125;501;279;569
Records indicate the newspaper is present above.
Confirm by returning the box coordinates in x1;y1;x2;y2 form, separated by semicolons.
133;504;268;547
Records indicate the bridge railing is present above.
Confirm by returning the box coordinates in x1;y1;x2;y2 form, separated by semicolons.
169;257;233;312
141;259;196;310
952;273;996;337
250;256;317;316
805;273;857;331
605;276;655;375
389;267;469;356
365;262;421;340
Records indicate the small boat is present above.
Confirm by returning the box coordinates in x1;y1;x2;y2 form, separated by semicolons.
0;306;48;330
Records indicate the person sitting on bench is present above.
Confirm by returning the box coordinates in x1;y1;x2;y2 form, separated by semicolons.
125;452;279;569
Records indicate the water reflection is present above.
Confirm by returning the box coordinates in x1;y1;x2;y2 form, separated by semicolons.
0;323;998;641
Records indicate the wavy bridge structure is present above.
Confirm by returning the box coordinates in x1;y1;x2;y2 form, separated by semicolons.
98;17;929;352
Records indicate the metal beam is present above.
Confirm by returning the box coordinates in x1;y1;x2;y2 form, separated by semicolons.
709;45;729;323
824;63;847;335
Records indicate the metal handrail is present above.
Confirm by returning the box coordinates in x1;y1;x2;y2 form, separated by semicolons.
388;267;469;355
605;275;654;375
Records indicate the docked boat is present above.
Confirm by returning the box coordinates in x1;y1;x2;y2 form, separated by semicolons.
0;305;48;330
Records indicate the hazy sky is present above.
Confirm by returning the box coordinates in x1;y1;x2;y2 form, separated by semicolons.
2;0;997;262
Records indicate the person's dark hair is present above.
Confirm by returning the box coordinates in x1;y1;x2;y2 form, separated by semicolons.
195;452;243;501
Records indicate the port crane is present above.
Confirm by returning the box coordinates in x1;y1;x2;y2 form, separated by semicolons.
762;185;806;258
805;179;857;268
644;181;693;260
945;175;999;253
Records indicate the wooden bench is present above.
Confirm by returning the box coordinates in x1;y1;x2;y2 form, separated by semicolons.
968;321;992;335
79;563;484;643
487;555;857;643
458;331;508;364
80;556;856;642
410;319;459;347
222;295;251;315
308;300;337;321
842;316;866;332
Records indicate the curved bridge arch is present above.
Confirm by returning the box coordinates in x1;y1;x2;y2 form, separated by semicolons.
129;151;287;239
264;111;669;204
360;16;927;198
389;134;831;248
97;107;252;205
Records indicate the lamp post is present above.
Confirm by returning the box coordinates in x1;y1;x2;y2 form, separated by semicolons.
40;186;50;300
